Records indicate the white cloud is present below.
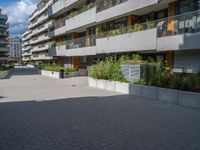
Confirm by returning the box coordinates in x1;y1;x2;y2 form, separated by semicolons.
0;0;38;37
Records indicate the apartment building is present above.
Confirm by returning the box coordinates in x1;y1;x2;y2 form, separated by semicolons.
22;0;54;62
0;9;9;62
9;37;22;61
22;0;200;72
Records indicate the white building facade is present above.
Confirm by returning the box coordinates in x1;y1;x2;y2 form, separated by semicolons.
9;37;22;61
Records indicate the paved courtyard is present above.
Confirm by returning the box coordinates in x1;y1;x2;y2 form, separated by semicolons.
0;67;200;150
0;67;119;102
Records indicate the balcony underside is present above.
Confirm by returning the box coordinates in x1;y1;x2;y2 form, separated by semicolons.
49;45;96;57
96;0;159;23
157;32;200;51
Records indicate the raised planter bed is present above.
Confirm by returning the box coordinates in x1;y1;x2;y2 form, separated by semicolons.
157;88;178;104
41;70;80;79
88;77;200;109
0;69;13;79
140;85;158;100
41;70;61;78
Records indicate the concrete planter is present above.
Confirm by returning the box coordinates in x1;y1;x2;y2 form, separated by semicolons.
140;85;158;100
178;91;200;109
27;64;35;68
97;79;106;89
0;69;13;79
64;71;80;78
41;70;61;78
115;81;129;94
129;84;141;96
79;69;87;76
88;77;200;109
158;87;178;104
88;77;97;88
105;80;115;91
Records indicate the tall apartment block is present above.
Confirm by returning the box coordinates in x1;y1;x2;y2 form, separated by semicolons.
22;0;53;62
22;0;200;72
0;9;9;62
9;37;22;61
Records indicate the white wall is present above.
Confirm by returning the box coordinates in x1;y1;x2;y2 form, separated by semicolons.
157;32;200;51
96;29;157;54
96;0;159;23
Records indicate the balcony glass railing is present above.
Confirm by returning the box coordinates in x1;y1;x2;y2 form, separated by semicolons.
53;2;95;29
97;20;157;39
96;0;128;12
157;10;200;37
53;36;96;49
97;10;200;39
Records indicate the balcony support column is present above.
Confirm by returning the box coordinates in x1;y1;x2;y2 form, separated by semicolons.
128;15;139;26
166;1;177;70
168;2;176;34
72;56;80;69
165;51;174;71
86;28;90;47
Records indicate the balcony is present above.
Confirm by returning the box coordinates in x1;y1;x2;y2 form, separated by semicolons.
22;41;30;47
0;14;7;20
96;0;159;23
22;46;31;52
29;13;49;29
31;54;53;60
52;5;96;37
96;21;157;54
31;20;53;36
30;33;50;44
50;0;78;16
49;36;96;56
22;52;32;57
22;57;30;61
29;0;53;21
0;23;9;28
0;47;9;52
0;31;9;36
0;40;9;44
0;57;8;61
157;10;200;51
32;44;49;52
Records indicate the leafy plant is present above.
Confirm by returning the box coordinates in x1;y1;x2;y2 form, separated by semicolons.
69;11;78;18
132;79;145;84
41;65;77;73
133;23;144;32
89;57;127;82
146;20;155;29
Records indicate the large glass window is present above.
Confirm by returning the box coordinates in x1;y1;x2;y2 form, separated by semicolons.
177;0;200;33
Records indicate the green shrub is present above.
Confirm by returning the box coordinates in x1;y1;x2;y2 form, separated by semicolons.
89;57;127;82
121;54;146;64
0;65;12;72
142;60;170;87
170;73;189;91
132;79;145;84
146;20;155;29
41;65;76;73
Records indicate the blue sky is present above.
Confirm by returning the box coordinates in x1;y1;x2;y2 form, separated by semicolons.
0;0;39;37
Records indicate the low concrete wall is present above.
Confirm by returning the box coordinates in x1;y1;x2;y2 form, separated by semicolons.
0;69;13;79
64;71;80;78
41;70;84;78
88;77;200;109
41;70;61;78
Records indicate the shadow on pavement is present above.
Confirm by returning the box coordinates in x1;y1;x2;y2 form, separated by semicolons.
0;95;200;150
11;67;40;76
